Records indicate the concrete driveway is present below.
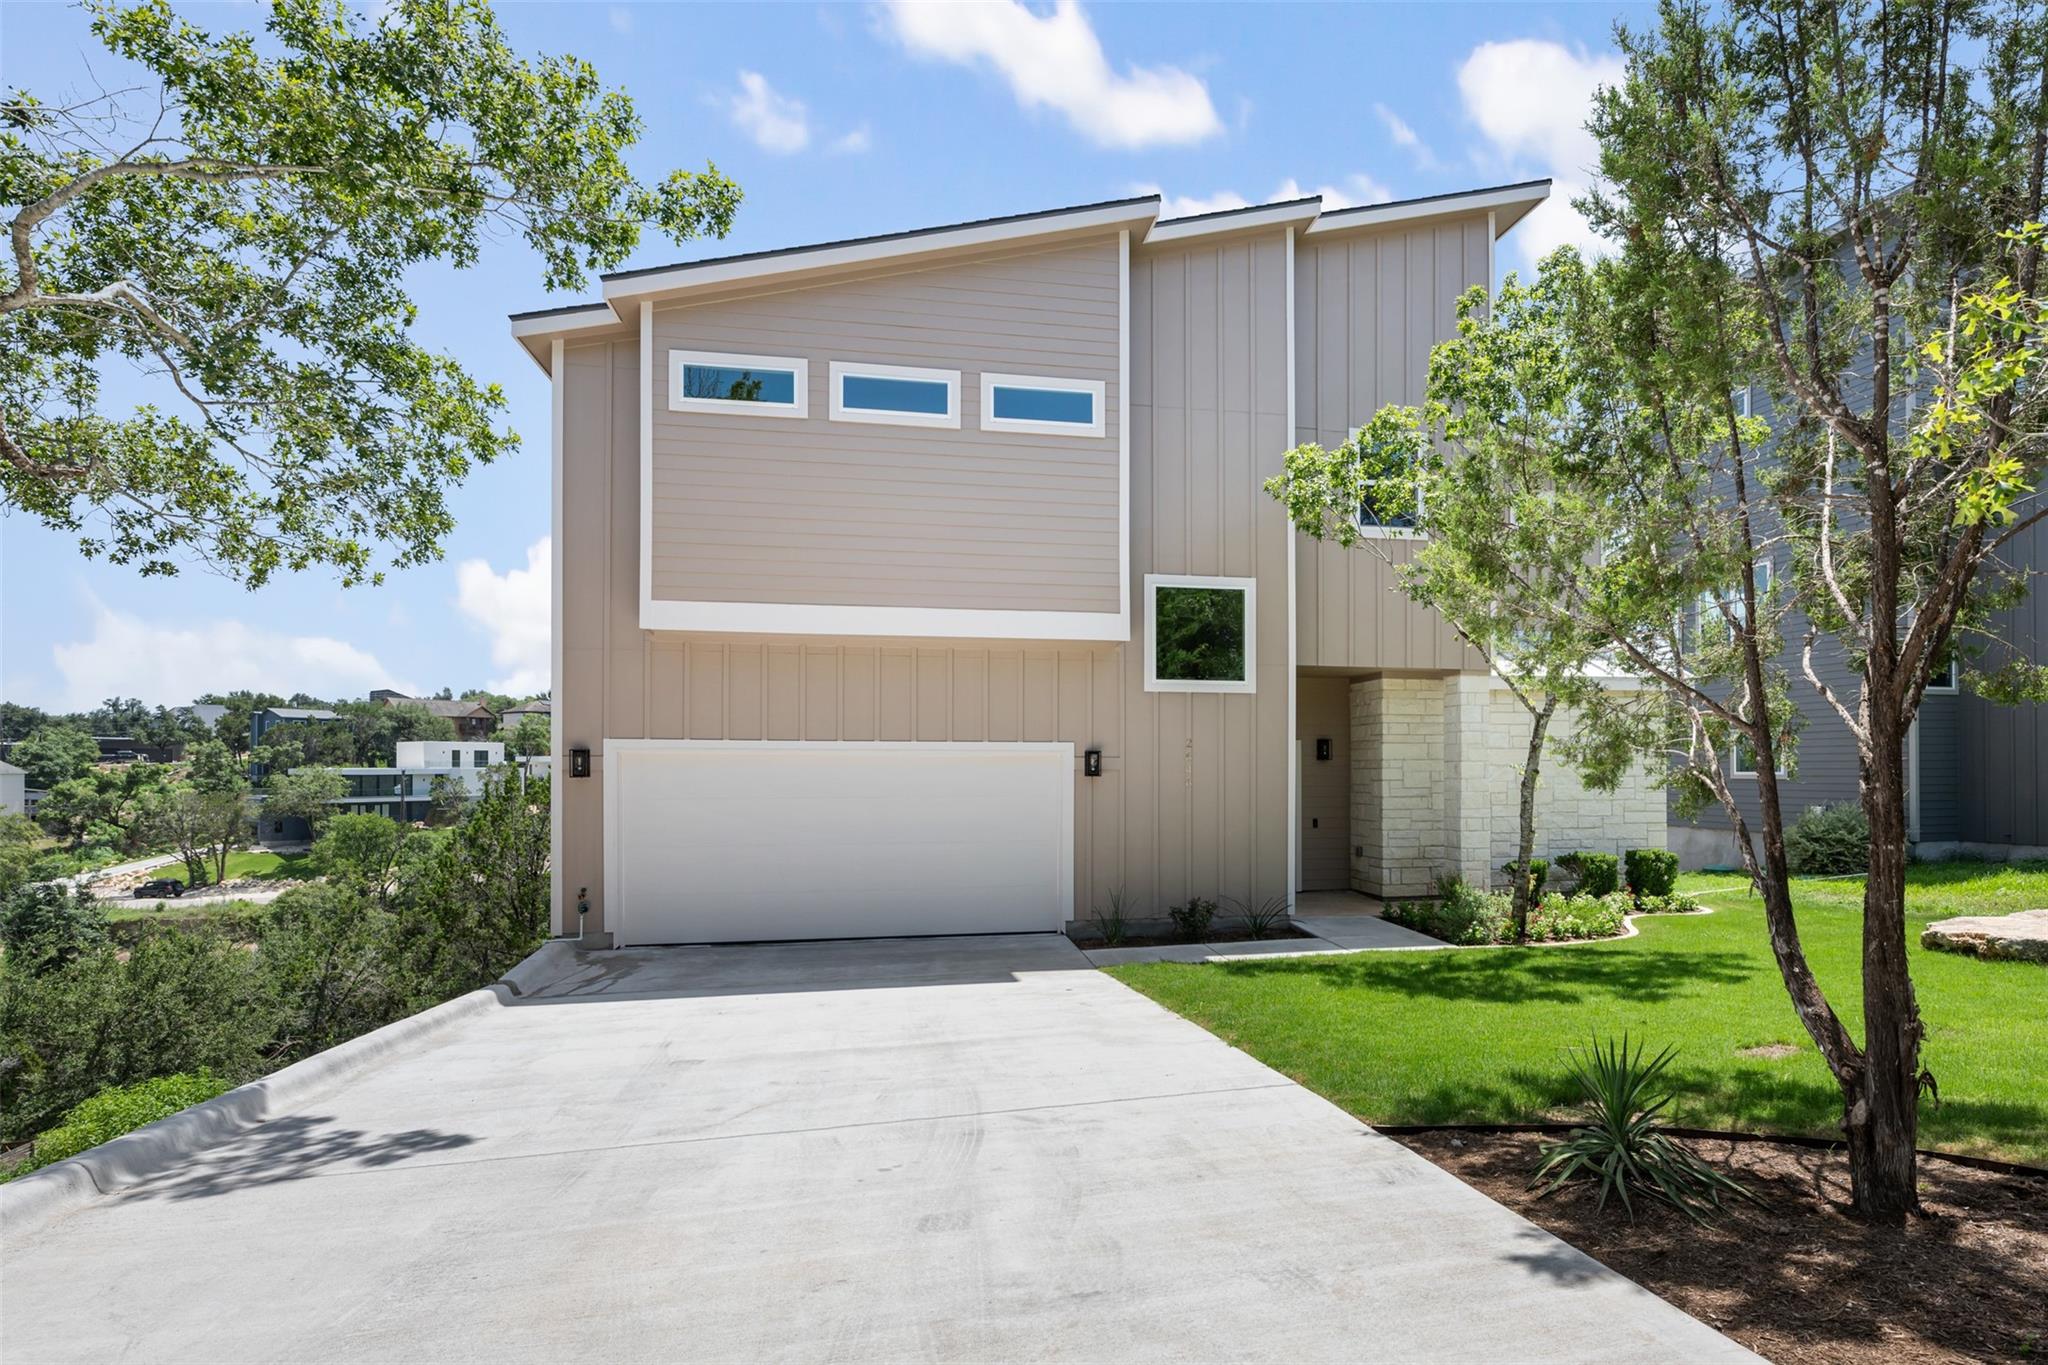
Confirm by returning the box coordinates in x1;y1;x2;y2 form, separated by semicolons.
2;935;1751;1363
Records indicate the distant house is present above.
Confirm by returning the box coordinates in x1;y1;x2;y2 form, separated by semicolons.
90;735;181;763
0;761;25;817
180;702;230;730
249;706;344;780
501;699;551;725
258;740;540;841
373;692;498;741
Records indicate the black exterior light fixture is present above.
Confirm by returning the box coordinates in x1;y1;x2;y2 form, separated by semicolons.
569;746;591;779
1315;737;1333;762
1083;747;1103;778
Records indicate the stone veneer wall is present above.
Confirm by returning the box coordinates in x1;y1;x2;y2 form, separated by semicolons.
1348;674;1666;898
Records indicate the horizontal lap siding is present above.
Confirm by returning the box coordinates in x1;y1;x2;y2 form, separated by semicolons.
647;240;1122;613
1292;222;1487;671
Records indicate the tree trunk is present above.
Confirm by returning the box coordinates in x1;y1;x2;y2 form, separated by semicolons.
1853;707;1923;1224
1510;698;1557;944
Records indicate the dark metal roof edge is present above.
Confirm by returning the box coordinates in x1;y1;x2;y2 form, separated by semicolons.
1312;177;1554;222
600;194;1163;284
1151;195;1322;228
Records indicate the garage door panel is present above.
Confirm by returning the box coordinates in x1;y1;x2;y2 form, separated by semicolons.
607;742;1072;945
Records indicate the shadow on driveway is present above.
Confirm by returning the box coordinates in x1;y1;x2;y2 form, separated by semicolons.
122;1114;478;1202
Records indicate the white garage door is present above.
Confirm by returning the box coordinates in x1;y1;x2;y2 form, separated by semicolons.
605;741;1074;946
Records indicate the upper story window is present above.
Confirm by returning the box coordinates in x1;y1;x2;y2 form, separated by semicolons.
669;350;808;418
980;373;1106;438
1730;733;1787;779
474;749;491;767
829;361;960;429
1926;656;1959;692
1733;386;1753;418
1144;574;1256;694
1349;427;1423;537
448;751;462;768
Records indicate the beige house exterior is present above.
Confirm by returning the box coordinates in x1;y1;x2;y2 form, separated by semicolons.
510;183;1667;947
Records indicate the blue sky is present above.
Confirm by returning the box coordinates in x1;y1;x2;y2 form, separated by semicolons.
0;0;1644;712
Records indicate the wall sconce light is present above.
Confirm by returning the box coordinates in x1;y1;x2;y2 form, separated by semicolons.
569;747;591;779
1315;737;1332;762
1083;747;1103;778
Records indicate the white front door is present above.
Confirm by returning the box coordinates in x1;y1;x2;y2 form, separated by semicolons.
604;741;1074;946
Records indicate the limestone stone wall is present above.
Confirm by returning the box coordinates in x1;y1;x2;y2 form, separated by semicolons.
1347;674;1666;898
1482;691;1666;874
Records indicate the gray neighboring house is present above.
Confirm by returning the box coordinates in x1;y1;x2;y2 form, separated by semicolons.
0;760;25;817
1667;374;2048;867
510;183;1673;949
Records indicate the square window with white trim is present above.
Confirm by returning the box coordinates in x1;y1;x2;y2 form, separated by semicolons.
1730;735;1786;778
1926;656;1959;692
1348;426;1423;537
1144;574;1255;693
830;361;960;428
980;373;1106;437
669;350;807;418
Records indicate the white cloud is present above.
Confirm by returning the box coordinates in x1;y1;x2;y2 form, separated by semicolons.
48;594;415;712
1138;175;1392;222
1456;38;1623;265
607;5;633;34
1271;175;1392;211
1374;102;1439;171
726;71;811;154
455;537;550;696
881;0;1220;150
830;124;872;155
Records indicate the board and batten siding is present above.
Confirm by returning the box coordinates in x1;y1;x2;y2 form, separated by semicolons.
1958;509;2048;847
645;239;1121;614
1292;220;1490;671
1125;230;1294;914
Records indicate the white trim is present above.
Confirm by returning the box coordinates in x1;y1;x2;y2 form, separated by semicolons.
549;337;565;938
667;349;809;418
1119;228;1132;653
603;201;1161;303
1729;737;1785;779
1143;574;1258;694
1284;225;1298;909
1925;657;1959;692
1908;715;1922;842
510;306;619;339
1143;198;1323;246
829;360;960;429
640;597;1127;640
1305;181;1550;237
600;739;1076;949
979;372;1107;438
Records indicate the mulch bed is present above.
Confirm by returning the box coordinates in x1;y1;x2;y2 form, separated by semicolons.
1082;925;1319;950
1391;1129;2048;1364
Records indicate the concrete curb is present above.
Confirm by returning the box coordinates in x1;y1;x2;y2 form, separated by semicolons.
1;941;561;1238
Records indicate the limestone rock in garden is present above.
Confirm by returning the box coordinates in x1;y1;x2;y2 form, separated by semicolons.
1921;908;2048;963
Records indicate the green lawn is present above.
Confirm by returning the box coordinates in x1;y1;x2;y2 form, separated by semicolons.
1108;863;2048;1163
207;849;317;884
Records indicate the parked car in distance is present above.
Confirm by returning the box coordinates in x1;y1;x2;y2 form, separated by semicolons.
132;878;185;899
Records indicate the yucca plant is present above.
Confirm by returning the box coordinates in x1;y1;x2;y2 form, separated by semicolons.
1532;1035;1760;1224
1228;895;1291;940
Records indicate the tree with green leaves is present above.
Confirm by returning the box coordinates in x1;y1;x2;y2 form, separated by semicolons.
1301;0;2043;1225
502;713;551;759
407;768;548;994
2;0;740;587
1270;255;1650;941
147;784;247;886
9;725;99;791
258;766;347;840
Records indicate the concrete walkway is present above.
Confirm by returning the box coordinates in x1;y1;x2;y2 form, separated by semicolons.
1;935;1751;1363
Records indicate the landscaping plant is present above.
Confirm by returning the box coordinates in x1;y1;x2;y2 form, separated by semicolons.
2;1070;232;1183
1228;895;1290;940
1624;849;1679;903
1168;897;1217;944
1532;1035;1759;1224
1558;852;1620;899
1089;890;1130;948
1785;804;1871;877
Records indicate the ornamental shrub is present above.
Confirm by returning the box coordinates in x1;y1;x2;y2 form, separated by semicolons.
1785;803;1870;875
1625;848;1680;899
1168;896;1217;943
3;1071;233;1182
1558;852;1620;898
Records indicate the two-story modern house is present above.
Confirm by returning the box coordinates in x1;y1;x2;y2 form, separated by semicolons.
509;182;1668;947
